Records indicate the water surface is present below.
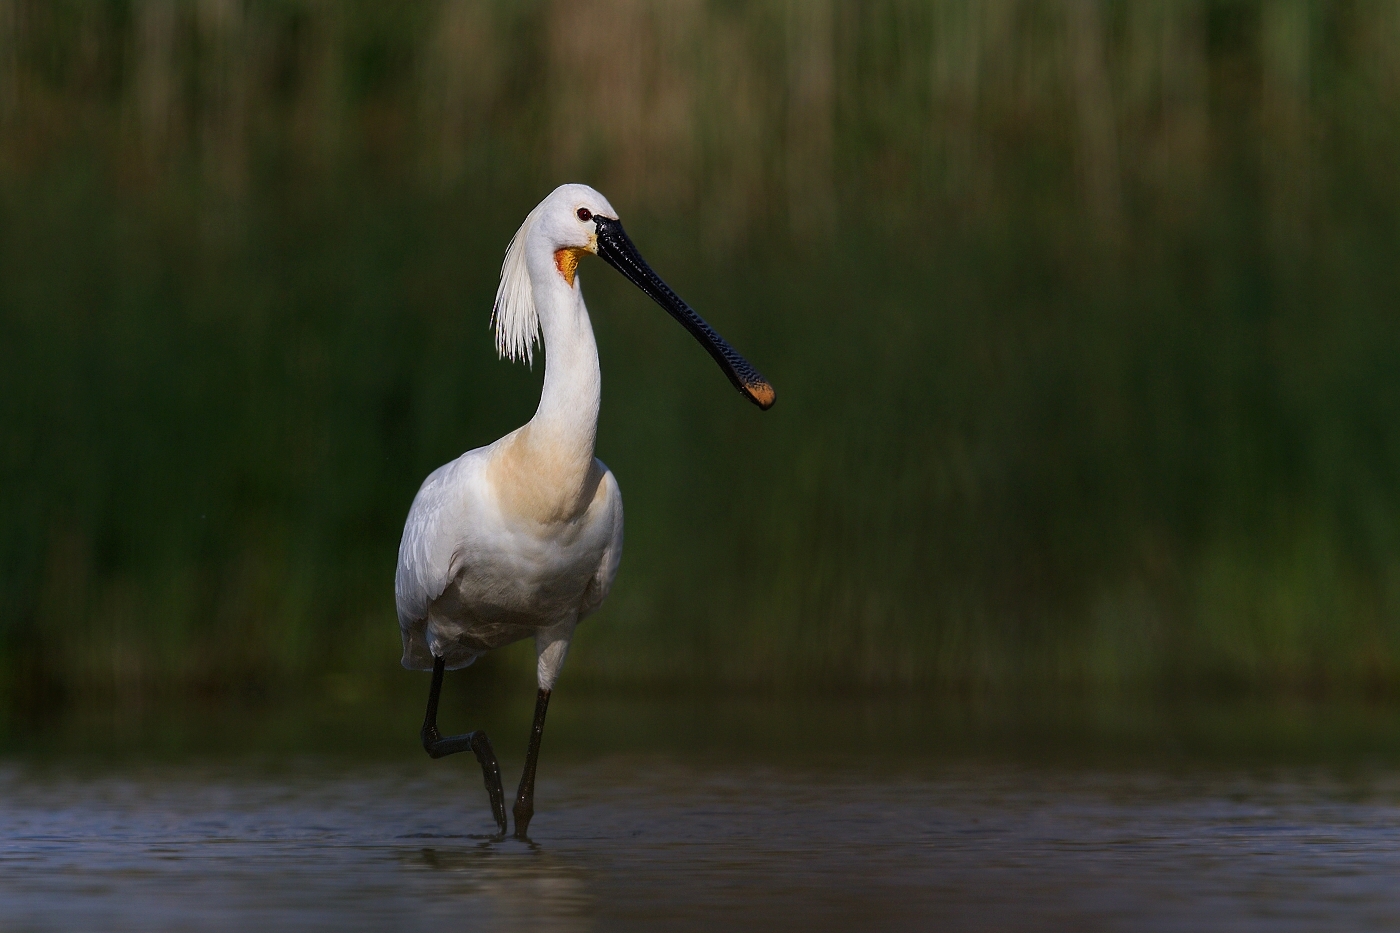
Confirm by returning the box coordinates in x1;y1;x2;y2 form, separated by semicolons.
3;698;1399;932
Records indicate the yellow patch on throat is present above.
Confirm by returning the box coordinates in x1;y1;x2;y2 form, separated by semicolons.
554;247;588;287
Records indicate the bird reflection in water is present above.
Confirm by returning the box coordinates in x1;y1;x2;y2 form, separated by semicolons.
405;843;593;933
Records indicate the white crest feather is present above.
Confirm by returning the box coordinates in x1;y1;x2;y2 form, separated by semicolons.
491;203;543;365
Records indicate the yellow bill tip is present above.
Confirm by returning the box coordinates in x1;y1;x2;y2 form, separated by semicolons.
746;381;776;410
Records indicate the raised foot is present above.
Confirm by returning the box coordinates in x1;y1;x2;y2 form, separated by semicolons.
474;733;508;836
420;657;508;835
422;726;508;835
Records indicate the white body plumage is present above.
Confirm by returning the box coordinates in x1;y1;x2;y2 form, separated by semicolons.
396;184;771;836
395;184;624;691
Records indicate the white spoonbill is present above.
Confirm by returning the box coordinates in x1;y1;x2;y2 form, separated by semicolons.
395;184;774;837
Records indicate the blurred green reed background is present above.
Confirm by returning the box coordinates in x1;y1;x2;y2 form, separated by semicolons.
3;0;1400;704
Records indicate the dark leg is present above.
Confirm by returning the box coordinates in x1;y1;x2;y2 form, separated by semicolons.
421;655;507;835
512;688;552;838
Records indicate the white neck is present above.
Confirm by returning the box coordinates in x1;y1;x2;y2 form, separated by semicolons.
486;239;602;525
527;242;600;461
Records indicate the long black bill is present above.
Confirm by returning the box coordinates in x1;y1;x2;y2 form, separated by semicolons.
593;216;775;410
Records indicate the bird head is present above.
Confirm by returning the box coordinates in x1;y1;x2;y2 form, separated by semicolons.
497;183;775;411
529;184;618;287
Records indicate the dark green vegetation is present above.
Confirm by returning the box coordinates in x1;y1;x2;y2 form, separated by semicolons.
3;1;1400;704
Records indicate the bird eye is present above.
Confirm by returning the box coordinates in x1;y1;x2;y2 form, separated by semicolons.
576;208;592;222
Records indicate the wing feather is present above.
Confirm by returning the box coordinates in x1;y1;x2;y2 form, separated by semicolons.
395;454;480;627
579;467;624;619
